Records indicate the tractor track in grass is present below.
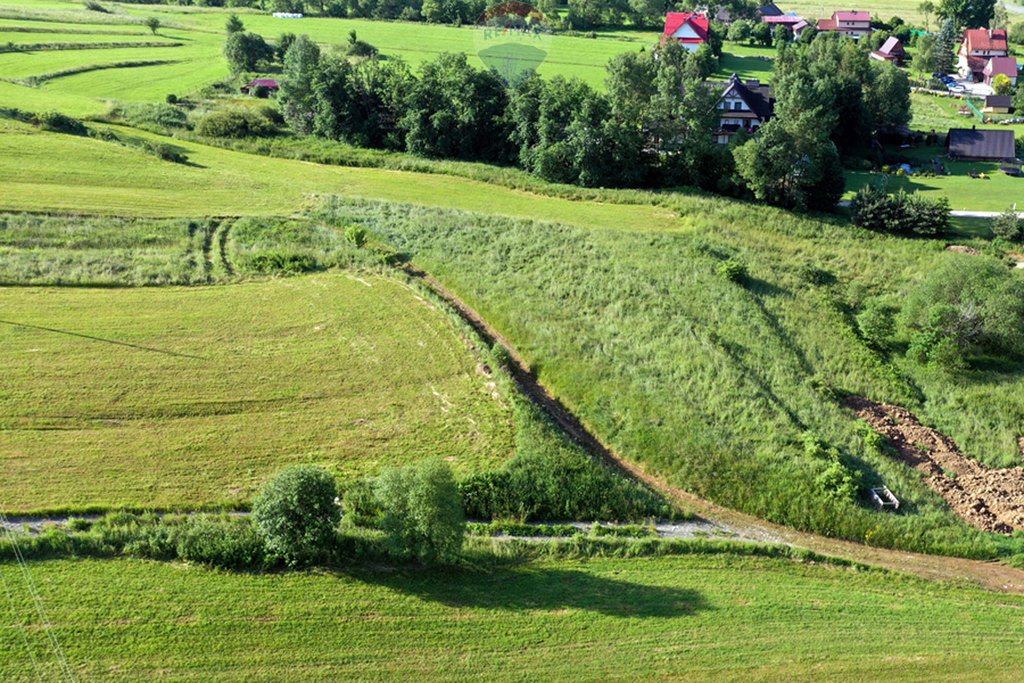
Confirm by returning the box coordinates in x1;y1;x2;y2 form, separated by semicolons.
401;261;1024;593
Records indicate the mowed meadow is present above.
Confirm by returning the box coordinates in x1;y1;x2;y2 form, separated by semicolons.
4;553;1024;681
0;273;515;513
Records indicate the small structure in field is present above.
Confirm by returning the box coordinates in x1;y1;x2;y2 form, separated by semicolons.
947;127;1016;161
982;95;1013;114
240;78;280;96
869;486;900;511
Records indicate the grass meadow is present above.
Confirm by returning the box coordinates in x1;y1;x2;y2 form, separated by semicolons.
321;197;1024;557
3;554;1024;680
0;273;516;513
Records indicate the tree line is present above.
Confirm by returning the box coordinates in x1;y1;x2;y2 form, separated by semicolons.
273;30;909;211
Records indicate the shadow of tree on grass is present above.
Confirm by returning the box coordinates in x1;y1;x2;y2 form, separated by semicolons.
348;565;710;618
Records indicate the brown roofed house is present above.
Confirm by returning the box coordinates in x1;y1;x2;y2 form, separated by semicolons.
870;37;906;65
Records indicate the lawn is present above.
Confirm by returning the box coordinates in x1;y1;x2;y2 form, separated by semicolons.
846;144;1024;213
0;120;679;231
3;554;1024;680
910;92;1024;135
714;47;775;83
0;273;515;513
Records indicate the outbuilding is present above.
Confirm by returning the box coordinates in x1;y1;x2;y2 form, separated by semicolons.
947;127;1016;161
240;78;280;96
982;95;1013;114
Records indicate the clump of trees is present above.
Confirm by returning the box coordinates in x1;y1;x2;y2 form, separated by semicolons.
902;258;1024;371
374;460;465;563
195;108;277;137
224;30;275;73
849;184;951;236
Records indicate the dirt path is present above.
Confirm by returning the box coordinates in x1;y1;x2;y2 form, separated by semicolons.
404;263;1024;593
848;397;1024;534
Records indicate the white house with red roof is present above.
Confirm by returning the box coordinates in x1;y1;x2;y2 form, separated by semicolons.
661;12;709;52
958;28;1010;80
983;56;1019;86
816;10;872;41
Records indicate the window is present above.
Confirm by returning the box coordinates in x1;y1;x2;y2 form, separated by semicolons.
733;101;742;110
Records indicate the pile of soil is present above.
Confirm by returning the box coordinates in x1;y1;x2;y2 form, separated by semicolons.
945;244;980;255
847;397;1024;534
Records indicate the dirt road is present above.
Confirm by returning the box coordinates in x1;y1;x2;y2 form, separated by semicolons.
405;263;1024;593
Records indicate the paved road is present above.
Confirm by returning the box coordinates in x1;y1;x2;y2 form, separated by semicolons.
837;201;1022;219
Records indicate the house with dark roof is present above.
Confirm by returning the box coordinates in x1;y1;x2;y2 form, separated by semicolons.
983;56;1019;87
957;28;1009;80
713;74;775;144
661;12;709;53
947;128;1016;161
240;78;280;96
982;95;1013;114
870;36;906;65
817;10;872;41
757;3;784;18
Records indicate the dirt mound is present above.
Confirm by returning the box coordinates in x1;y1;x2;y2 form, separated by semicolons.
848;397;1024;534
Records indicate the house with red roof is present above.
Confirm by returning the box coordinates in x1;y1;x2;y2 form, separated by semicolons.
240;78;280;96
957;28;1009;80
661;12;709;53
816;10;872;41
983;56;1019;87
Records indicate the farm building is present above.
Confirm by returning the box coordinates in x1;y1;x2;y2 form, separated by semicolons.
870;37;906;65
762;14;810;40
983;56;1019;87
982;95;1013;114
816;11;872;41
240;78;280;96
947;128;1016;161
661;12;709;52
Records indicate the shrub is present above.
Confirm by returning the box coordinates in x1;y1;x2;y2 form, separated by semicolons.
175;516;266;569
345;224;367;247
345;30;378;58
856;298;898;348
991;208;1024;242
145;141;188;164
718;259;748;283
165;93;178;104
850;184;949;236
195;108;275;138
252;465;340;567
120;102;188;129
247;251;319;273
36;111;87;136
84;0;109;11
374;460;465;564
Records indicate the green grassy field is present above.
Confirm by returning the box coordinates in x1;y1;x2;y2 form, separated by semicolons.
0;120;678;230
3;553;1024;680
0;273;515;513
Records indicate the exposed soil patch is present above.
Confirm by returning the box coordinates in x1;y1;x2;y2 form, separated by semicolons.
847;397;1024;534
945;244;980;256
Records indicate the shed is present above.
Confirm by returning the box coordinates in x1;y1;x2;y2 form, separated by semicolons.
240;78;280;96
982;95;1013;114
947;128;1016;161
870;37;906;65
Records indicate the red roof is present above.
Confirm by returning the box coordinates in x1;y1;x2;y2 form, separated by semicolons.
762;15;804;25
984;56;1019;78
963;28;1008;54
834;10;870;22
662;12;709;42
246;78;280;89
817;18;837;30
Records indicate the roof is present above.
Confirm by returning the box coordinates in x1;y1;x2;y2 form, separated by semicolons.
718;73;775;120
984;56;1019;78
762;15;805;24
245;78;280;88
817;18;836;30
947;128;1016;160
792;19;809;31
662;12;709;42
984;95;1013;108
963;28;1008;54
878;37;904;55
757;3;783;17
834;10;871;21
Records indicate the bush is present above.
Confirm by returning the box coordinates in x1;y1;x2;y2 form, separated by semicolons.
374;460;465;564
36;111;87;136
120;102;188;129
195;108;275;138
175;516;266;569
165;93;178;104
223;31;274;73
145;141;188;164
718;260;748;283
856;298;898;348
252;465;340;567
345;224;367;247
991;208;1024;242
901;257;1024;369
850;184;949;236
247;251;319;273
